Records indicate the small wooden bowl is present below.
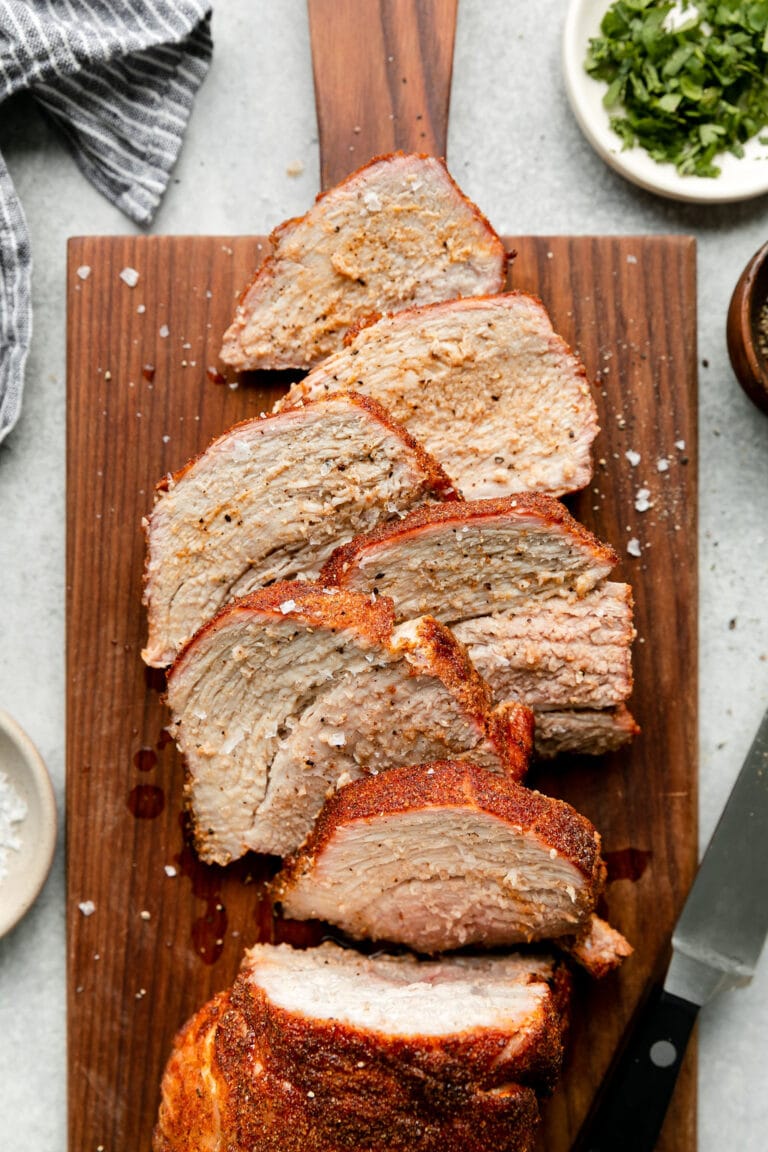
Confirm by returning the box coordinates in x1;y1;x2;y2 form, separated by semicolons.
727;240;768;415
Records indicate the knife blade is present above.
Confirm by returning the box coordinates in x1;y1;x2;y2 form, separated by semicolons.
576;703;768;1152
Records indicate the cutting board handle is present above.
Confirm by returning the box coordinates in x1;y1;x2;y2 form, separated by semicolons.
307;0;458;190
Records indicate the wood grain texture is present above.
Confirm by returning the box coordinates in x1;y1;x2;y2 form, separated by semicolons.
66;233;697;1152
308;0;458;189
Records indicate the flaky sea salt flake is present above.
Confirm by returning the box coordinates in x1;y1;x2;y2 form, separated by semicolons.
625;450;641;467
635;488;652;512
120;266;140;288
78;900;96;917
76;265;91;280
627;538;642;557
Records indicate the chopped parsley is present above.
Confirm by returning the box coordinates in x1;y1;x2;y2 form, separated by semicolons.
585;1;768;176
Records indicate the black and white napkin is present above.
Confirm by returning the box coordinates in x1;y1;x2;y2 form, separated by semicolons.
0;0;213;443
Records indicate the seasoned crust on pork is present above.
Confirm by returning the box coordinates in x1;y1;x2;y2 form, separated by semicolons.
276;292;598;497
166;584;533;863
274;760;609;954
153;943;556;1152
321;494;619;615
220;153;507;370
142;392;458;667
235;942;570;1096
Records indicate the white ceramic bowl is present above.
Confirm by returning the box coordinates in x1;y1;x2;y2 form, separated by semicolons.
0;711;57;939
563;0;768;203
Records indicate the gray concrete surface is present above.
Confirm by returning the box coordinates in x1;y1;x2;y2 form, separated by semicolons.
1;1;767;1148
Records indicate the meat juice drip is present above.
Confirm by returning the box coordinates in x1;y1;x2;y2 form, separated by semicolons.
604;847;652;883
176;818;228;966
143;665;166;695
206;366;226;385
142;363;156;382
133;747;157;772
127;784;165;819
156;728;174;751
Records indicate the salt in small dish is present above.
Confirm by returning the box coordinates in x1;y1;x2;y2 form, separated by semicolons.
0;711;57;939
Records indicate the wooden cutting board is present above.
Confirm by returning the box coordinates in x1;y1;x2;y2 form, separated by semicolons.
66;4;697;1150
66;230;697;1152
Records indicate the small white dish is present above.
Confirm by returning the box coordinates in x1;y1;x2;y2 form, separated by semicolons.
0;711;57;939
563;0;768;203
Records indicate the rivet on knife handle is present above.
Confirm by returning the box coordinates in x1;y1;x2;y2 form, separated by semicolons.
578;985;698;1152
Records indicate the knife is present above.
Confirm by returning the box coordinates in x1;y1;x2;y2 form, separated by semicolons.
577;704;768;1152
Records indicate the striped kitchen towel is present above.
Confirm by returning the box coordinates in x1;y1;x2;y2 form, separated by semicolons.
0;1;213;444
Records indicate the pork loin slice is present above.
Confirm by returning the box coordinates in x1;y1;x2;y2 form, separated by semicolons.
235;941;569;1097
559;914;634;979
534;704;640;759
277;292;598;498
220;153;507;371
322;495;619;620
166;584;533;863
142;392;458;667
321;497;637;754
154;979;542;1152
274;760;617;964
452;583;634;708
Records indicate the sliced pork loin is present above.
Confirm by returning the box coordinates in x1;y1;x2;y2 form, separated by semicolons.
321;497;637;756
559;915;634;980
166;584;533;864
276;292;598;498
535;704;640;759
274;760;630;976
142;392;458;668
220;153;507;371
236;942;569;1097
154;942;563;1152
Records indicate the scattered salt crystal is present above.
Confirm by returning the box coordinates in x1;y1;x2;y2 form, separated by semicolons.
182;342;192;350
78;900;96;917
657;457;670;473
635;488;652;512
627;538;642;557
164;865;177;878
328;732;347;747
363;190;382;212
625;450;641;467
0;771;28;882
279;600;297;614
76;265;91;280
135;988;146;999
426;768;435;775
626;254;637;264
162;434;170;444
119;266;140;288
159;324;170;338
674;439;686;450
140;910;151;921
307;1091;315;1099
136;304;146;314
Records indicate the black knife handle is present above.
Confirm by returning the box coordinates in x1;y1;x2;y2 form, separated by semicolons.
577;986;699;1152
